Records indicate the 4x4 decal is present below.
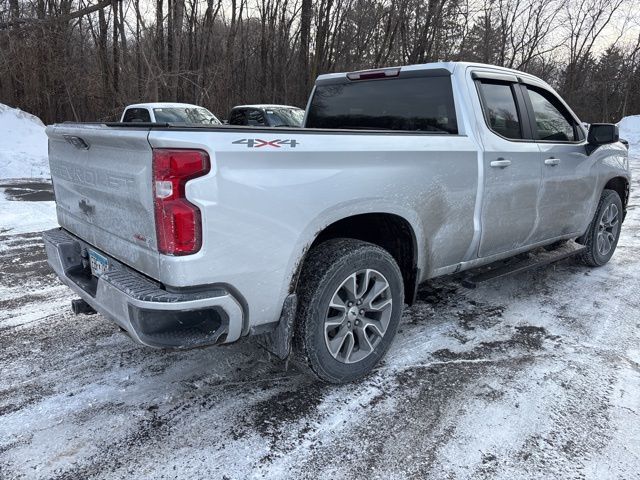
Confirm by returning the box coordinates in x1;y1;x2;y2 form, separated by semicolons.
232;138;299;148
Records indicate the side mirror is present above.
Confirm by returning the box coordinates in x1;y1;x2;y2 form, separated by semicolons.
587;123;619;149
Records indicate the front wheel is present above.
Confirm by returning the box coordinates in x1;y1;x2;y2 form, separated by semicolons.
294;239;404;383
578;189;623;267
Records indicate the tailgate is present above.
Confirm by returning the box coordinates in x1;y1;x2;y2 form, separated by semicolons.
46;124;160;277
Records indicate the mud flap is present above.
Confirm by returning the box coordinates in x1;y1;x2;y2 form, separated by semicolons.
255;294;297;360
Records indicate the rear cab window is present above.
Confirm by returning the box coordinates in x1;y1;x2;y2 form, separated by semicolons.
305;71;458;133
228;109;247;125
122;108;151;123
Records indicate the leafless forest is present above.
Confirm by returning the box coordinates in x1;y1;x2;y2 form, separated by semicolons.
1;0;639;124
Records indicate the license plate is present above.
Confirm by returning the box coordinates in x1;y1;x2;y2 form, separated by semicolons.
88;249;109;277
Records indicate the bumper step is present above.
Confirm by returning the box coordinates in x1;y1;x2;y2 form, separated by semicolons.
42;228;245;347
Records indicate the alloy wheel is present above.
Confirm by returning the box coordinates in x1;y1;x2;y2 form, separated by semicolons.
323;269;393;364
597;203;619;256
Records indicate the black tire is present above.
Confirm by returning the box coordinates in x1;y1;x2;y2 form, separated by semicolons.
294;238;404;383
578;189;623;267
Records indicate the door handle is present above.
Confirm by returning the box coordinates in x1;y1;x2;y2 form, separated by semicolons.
544;157;560;166
490;159;511;168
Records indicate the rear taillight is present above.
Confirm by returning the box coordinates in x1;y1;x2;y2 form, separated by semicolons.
152;149;210;255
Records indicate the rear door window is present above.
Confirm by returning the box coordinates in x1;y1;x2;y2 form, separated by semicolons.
306;75;458;133
525;87;577;142
122;108;151;123
478;82;522;140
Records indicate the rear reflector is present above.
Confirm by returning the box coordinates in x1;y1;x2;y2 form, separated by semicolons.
346;67;401;81
152;149;210;255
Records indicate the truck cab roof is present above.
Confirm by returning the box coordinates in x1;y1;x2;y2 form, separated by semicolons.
230;104;302;110
315;61;554;91
125;102;206;109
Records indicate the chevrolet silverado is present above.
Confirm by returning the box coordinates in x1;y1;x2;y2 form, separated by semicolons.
43;62;630;383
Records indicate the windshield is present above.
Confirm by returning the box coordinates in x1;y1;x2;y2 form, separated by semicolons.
264;108;305;127
153;107;221;125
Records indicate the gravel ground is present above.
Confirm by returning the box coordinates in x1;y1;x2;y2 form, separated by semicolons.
1;157;639;480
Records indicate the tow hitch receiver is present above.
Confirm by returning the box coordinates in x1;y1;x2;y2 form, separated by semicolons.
71;298;97;315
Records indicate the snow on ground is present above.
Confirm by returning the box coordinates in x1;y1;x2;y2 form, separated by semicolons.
0;104;57;235
0;180;57;235
0;118;639;479
0;103;49;179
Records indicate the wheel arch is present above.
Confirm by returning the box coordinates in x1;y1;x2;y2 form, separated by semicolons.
290;211;421;305
603;176;630;214
579;175;629;244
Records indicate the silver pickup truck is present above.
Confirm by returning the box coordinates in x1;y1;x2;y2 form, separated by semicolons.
43;62;630;383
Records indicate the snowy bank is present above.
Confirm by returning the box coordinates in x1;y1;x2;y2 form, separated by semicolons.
0;183;57;235
618;114;640;151
0;103;49;179
0;104;56;234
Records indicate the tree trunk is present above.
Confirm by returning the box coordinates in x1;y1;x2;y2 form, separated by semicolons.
299;0;312;103
170;0;184;100
112;0;119;107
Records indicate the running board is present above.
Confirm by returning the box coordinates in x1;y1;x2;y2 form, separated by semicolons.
460;241;586;289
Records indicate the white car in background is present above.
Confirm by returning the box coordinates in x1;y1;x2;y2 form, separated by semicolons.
120;102;221;125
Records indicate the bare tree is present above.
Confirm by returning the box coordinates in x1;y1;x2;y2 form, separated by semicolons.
0;0;638;124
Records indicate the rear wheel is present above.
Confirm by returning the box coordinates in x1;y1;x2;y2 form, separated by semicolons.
578;189;622;267
294;239;404;383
